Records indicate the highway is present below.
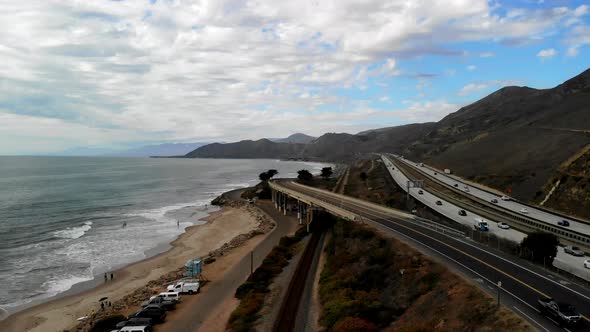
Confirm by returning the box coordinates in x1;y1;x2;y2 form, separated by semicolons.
394;155;590;237
381;155;590;281
274;181;590;332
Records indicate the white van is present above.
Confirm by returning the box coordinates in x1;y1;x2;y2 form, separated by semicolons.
167;280;200;294
150;291;181;303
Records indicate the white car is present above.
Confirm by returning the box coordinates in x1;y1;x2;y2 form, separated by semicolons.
519;208;529;214
150;291;181;303
498;222;510;229
500;195;510;201
119;326;152;332
584;260;590;269
167;280;200;294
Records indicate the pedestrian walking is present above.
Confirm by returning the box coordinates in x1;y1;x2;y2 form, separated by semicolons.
110;273;114;280
177;220;180;228
104;273;107;283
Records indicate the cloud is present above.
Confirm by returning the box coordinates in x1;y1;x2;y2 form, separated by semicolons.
0;1;587;153
536;48;557;58
479;52;495;58
458;80;520;96
467;65;477;71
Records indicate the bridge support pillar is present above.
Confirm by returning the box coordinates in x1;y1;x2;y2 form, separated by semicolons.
283;194;287;215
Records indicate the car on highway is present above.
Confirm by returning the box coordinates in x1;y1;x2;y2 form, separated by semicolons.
418;190;424;195
558;220;570;227
458;210;467;216
454;183;458;187
434;172;438;175
436;200;442;206
519;208;529;214
584;260;590;269
490;199;498;204
564;246;585;257
498;222;510;229
538;297;582;326
463;186;469;192
500;195;510;201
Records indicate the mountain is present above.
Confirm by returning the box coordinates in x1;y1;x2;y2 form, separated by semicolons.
269;133;316;144
186;68;590;216
117;143;208;157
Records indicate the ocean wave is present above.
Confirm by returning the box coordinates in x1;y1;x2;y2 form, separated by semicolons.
126;201;208;224
41;275;93;297
224;182;251;188
52;221;93;239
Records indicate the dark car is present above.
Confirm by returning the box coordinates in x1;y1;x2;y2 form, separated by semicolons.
454;183;458;187
458;210;467;216
491;199;498;204
558;220;570;227
129;305;166;324
418;190;424;195
436;200;442;206
116;318;153;329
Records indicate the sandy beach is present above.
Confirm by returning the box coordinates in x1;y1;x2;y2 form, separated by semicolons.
0;204;264;332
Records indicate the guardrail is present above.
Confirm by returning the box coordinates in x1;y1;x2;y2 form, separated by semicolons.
270;180;465;238
387;155;590;249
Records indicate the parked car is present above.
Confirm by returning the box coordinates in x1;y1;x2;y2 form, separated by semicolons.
498;222;510;229
115;318;153;329
119;326;152;332
558;220;570;227
167;280;200;294
129;305;166;324
418;190;424;195
150;291;181;303
500;195;510;201
519;208;529;214
564;246;585;257
141;296;176;310
584;260;590;269
458;210;467;216
436;200;442;206
538;297;582;326
491;199;498;204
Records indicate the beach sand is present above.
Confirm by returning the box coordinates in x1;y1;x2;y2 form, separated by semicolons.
0;205;261;332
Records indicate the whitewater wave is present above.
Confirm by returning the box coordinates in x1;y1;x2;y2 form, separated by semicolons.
42;275;93;297
126;201;209;224
52;221;93;239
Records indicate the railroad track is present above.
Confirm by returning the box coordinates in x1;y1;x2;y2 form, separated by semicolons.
273;231;322;332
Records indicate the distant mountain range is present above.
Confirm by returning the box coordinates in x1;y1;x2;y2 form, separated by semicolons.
268;133;316;144
186;68;590;217
56;142;209;157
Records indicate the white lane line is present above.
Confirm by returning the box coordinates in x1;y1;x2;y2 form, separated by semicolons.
512;306;551;332
383;155;590;302
365;216;548;326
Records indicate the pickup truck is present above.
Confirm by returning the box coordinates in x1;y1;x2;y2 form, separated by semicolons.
141;296;176;310
538;297;582;326
167;280;200;294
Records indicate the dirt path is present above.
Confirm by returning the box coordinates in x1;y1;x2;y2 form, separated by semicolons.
157;200;300;332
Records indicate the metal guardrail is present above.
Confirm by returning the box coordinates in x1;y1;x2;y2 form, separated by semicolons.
388;155;590;249
270;181;465;238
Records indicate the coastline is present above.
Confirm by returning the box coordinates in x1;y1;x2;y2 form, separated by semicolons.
0;201;266;332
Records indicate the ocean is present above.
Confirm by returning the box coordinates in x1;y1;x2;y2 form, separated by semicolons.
0;156;328;313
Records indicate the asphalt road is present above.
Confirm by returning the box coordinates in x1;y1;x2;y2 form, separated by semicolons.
279;181;590;332
157;200;300;332
382;155;590;281
394;155;590;236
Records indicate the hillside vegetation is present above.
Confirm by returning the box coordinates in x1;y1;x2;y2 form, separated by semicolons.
319;220;533;332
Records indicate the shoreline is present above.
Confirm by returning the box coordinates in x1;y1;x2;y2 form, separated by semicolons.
3;206;219;317
0;200;265;332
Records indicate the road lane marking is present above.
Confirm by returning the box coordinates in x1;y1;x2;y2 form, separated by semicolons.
512;306;551;332
277;183;590;322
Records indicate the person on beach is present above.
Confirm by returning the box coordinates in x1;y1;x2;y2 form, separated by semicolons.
122;222;127;228
104;273;107;282
177;220;180;228
110;273;114;280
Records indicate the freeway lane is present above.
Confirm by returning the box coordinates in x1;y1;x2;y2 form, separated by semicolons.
279;182;590;331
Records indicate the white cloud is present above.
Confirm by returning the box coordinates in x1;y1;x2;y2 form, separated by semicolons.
458;79;520;96
536;48;557;58
0;0;586;153
479;52;495;58
467;65;477;70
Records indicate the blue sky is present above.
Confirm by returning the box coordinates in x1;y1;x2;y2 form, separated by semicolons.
0;0;589;155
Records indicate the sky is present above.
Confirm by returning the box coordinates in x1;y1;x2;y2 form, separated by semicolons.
0;0;589;155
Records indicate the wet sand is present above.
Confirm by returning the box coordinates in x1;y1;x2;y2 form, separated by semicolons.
0;206;260;332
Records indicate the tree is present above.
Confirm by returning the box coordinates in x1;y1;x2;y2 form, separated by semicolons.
359;172;368;181
259;169;279;182
297;169;313;182
520;232;559;265
320;167;333;180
